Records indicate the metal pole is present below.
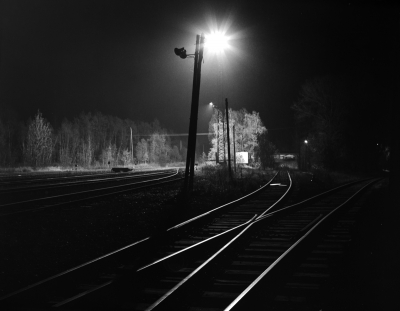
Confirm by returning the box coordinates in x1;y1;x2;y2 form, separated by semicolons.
225;98;232;181
216;109;219;164
223;112;226;163
183;34;200;194
188;33;205;192
233;124;236;172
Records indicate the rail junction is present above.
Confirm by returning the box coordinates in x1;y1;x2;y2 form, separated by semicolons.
0;170;382;310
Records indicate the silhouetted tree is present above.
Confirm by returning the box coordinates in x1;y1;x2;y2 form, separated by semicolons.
292;76;349;169
0;108;21;166
256;132;278;169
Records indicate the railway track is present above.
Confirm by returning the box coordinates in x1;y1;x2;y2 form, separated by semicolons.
0;170;128;188
0;172;380;310
53;177;378;310
104;178;376;311
0;169;176;189
0;171;291;309
0;169;181;216
0;169;177;194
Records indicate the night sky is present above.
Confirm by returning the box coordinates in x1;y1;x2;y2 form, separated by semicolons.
0;1;398;150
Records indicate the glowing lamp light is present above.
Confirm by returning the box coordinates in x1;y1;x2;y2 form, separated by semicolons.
304;140;308;144
205;31;228;53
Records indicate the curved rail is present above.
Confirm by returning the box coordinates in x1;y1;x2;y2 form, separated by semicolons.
78;177;378;311
144;178;380;311
224;178;380;310
0;171;289;308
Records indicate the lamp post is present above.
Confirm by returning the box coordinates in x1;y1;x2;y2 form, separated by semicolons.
175;31;228;195
175;34;205;194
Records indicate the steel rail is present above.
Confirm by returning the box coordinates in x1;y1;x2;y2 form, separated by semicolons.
0;236;151;303
0;169;177;193
53;215;259;308
224;178;381;311
43;172;292;309
2;172;371;310
0;171;122;186
168;171;282;230
0;170;180;216
0;168;177;188
0;171;285;308
129;178;378;310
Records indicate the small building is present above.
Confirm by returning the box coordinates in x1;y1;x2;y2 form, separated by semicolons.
274;153;297;161
273;153;298;169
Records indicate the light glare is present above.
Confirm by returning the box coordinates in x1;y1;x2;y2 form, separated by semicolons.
206;32;228;53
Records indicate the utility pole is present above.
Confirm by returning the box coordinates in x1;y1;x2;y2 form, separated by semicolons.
216;110;219;164
130;127;133;165
225;98;232;181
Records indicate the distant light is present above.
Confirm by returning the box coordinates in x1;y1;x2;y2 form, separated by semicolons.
205;31;228;53
209;102;213;106
304;140;308;144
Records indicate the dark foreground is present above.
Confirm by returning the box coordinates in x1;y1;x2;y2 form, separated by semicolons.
0;170;394;310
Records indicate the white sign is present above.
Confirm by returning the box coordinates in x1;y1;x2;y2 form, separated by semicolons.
236;152;248;164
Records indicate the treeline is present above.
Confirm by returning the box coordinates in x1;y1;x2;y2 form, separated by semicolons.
0;110;186;168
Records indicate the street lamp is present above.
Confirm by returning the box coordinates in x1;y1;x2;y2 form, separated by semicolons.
174;31;228;194
175;34;205;194
205;31;228;53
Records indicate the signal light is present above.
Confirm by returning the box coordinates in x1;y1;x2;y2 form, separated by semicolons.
174;47;187;59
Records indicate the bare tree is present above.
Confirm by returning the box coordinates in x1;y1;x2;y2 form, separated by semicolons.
136;139;149;163
121;149;131;166
24;111;53;166
149;132;169;165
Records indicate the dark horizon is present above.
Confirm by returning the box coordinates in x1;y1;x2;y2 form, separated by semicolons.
0;1;398;152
